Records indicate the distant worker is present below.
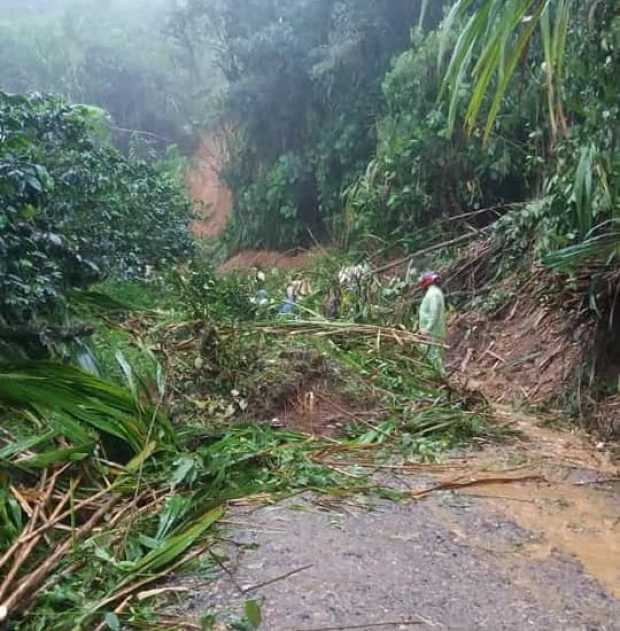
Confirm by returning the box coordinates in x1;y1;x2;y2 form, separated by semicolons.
251;270;269;308
418;271;446;374
278;283;296;315
278;276;312;316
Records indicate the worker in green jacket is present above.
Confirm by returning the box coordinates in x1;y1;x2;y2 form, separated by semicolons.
418;271;446;374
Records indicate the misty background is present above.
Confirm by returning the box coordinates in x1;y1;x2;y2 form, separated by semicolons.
0;1;446;247
0;0;224;152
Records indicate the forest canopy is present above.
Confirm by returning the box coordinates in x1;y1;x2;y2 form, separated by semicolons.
0;0;619;317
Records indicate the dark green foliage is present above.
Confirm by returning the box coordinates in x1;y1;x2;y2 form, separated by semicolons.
171;261;258;322
0;361;173;460
343;0;619;264
0;92;193;340
344;26;533;245
172;0;441;249
489;2;620;262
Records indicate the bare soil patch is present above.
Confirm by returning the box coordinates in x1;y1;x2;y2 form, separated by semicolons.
276;382;379;437
187;132;232;238
446;272;590;405
218;249;321;273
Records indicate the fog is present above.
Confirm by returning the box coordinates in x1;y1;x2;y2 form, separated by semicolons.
0;0;215;152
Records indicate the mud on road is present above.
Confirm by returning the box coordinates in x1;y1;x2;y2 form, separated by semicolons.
168;411;620;631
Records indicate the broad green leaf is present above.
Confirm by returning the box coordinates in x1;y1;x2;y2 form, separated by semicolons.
244;600;262;628
104;612;120;631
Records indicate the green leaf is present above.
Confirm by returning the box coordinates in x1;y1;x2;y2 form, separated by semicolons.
0;362;174;455
244;600;262;628
122;505;224;579
104;612;120;631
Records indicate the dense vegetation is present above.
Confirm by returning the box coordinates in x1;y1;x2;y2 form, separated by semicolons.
171;0;446;249
346;0;619;261
0;92;192;357
0;0;619;628
4;1;616;262
192;0;618;261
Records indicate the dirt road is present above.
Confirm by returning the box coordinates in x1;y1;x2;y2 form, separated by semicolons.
167;408;619;630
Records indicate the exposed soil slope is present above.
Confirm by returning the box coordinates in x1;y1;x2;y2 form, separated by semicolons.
217;249;321;273
447;293;588;405
187;134;322;272
187;132;232;238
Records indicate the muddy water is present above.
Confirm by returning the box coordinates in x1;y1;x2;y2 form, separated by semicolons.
460;406;620;599
469;478;620;598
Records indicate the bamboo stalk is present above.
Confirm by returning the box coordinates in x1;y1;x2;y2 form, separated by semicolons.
0;535;42;605
0;493;120;622
372;228;490;275
0;468;63;576
17;482;117;546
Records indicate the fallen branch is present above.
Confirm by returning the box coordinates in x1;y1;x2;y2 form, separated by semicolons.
207;548;245;595
18;483;118;546
373;228;491;275
483;349;506;364
109;125;171;143
412;474;545;499
253;320;445;348
0;468;67;579
242;563;314;594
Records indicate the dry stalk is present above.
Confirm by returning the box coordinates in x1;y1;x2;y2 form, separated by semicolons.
0;493;120;622
17;482;117;546
0;467;65;579
412;474;545;499
0;534;42;604
9;485;34;521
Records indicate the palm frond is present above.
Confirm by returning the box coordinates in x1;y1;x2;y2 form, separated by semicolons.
0;362;174;455
543;224;620;271
440;0;568;142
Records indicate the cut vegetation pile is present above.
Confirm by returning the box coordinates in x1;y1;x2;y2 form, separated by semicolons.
0;267;492;630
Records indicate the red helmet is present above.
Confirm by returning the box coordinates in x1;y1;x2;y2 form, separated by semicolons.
418;271;440;289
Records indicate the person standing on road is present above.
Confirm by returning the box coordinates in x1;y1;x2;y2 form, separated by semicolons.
418;271;446;374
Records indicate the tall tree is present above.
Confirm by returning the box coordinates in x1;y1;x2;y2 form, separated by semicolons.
168;0;438;248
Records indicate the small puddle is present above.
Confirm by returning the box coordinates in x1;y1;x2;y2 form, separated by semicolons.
468;478;620;598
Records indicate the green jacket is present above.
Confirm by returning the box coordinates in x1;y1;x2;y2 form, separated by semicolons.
418;285;446;340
